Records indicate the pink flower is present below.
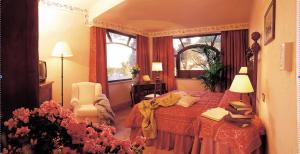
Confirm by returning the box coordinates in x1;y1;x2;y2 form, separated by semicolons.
132;136;146;147
4;118;17;130
12;108;30;123
15;126;30;137
53;147;78;154
2;148;8;154
66;123;86;144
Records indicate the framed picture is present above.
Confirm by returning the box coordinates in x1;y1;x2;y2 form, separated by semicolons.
264;0;276;45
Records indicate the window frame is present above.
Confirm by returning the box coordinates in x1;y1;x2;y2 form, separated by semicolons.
174;33;221;78
106;29;137;82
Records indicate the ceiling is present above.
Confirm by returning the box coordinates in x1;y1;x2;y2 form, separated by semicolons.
94;0;253;32
51;0;253;33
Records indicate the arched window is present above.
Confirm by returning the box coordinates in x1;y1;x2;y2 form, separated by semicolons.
106;30;136;81
173;34;221;78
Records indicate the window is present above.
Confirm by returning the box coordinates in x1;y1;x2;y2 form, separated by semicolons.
173;34;221;78
106;30;136;81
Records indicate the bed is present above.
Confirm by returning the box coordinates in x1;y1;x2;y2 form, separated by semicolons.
125;91;225;154
125;32;262;154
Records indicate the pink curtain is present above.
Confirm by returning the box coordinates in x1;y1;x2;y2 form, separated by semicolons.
89;27;109;96
136;35;150;82
153;36;176;91
221;30;248;89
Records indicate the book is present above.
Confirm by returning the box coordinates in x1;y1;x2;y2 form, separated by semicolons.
229;101;252;113
229;112;253;119
201;107;229;121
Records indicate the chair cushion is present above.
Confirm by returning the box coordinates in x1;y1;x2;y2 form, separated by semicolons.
145;93;160;99
78;84;95;105
75;104;98;117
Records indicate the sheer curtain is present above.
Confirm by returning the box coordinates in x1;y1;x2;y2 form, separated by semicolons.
89;27;109;96
153;36;176;91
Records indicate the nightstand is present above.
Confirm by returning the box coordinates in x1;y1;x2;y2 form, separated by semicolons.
39;81;54;105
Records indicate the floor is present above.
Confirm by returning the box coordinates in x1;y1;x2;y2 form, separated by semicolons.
114;107;173;154
114;107;131;140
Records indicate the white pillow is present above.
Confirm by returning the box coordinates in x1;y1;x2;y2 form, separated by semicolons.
177;95;200;107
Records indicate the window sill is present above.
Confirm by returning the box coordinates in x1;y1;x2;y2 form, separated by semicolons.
108;79;133;85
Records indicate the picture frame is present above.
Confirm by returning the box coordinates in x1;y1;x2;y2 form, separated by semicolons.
264;0;276;45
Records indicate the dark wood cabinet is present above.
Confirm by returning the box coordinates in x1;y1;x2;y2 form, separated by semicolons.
130;82;167;106
39;81;54;105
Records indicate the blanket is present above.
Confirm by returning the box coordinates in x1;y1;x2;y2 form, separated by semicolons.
137;92;181;139
125;91;224;137
94;94;115;125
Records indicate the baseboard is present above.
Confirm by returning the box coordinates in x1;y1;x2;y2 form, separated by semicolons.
112;101;131;112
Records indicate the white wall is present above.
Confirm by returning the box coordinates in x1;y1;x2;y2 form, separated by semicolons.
39;4;90;108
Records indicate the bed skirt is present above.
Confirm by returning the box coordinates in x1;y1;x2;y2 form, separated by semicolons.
130;128;194;154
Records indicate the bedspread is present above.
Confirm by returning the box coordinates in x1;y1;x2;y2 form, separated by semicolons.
125;91;224;137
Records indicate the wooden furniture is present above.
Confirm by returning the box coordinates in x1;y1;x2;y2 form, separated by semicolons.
39;81;54;105
130;81;167;106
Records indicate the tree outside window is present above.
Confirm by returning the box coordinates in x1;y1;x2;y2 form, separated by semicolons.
106;31;136;82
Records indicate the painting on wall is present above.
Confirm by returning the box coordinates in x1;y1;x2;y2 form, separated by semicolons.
264;0;276;45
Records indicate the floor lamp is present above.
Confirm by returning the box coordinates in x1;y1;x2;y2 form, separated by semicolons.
152;62;163;98
52;41;73;106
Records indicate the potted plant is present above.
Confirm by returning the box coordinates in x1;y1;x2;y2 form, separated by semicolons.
194;45;225;92
2;101;145;154
130;65;141;83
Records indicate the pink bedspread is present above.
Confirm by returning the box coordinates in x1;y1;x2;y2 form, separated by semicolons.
125;91;224;137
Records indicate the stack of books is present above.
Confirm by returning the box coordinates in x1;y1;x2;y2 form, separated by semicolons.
225;101;254;127
201;107;229;121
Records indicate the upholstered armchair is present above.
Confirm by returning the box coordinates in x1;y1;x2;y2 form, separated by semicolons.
70;82;102;122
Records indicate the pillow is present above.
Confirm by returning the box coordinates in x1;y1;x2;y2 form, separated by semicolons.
177;95;200;107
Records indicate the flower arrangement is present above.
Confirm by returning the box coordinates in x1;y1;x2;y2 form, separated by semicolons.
130;65;141;78
2;101;145;154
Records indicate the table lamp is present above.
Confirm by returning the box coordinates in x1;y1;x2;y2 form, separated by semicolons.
52;41;73;106
239;67;248;74
229;74;254;104
152;62;163;98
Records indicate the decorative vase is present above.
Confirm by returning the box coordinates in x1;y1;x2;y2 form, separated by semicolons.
132;74;139;84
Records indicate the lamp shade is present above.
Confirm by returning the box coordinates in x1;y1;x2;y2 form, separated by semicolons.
52;41;73;57
229;75;254;93
152;62;163;71
239;67;248;74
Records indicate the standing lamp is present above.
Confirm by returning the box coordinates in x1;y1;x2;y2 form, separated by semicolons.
52;41;73;106
152;62;163;98
229;75;254;104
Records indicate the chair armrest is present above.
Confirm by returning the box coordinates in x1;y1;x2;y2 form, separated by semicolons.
70;98;80;111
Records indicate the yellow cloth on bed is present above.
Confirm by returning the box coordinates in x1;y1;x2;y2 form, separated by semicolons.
137;92;181;139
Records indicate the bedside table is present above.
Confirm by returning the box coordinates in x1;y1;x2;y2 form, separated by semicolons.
192;115;265;154
39;81;54;105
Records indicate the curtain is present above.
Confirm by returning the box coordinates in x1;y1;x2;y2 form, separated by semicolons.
153;36;176;91
136;35;150;82
89;27;109;96
221;29;248;89
2;0;39;121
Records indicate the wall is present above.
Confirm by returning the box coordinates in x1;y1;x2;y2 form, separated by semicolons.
39;4;133;110
249;0;297;153
39;5;90;108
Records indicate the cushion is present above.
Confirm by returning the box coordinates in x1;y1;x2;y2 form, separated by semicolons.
145;94;160;99
177;95;200;107
78;84;95;105
76;104;98;117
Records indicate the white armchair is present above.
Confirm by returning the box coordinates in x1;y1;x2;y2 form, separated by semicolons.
70;82;102;122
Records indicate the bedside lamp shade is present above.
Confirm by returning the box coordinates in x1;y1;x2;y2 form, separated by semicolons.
152;62;163;71
229;75;254;93
239;67;248;74
52;41;73;57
